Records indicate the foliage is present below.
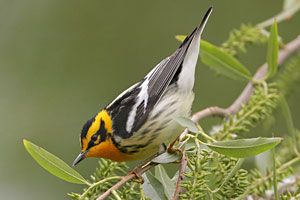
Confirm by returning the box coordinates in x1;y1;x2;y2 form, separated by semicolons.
221;24;267;56
215;83;280;140
23;140;88;185
68;159;143;200
277;53;300;97
266;20;279;79
180;150;249;200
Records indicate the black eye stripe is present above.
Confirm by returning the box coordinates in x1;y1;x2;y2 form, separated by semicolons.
97;119;107;142
87;119;108;149
91;134;98;140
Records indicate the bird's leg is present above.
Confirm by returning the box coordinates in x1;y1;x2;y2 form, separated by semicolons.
167;136;180;153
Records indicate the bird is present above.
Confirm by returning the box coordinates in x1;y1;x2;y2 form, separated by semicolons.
73;7;213;166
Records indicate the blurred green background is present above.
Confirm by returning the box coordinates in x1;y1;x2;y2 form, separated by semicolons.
0;0;299;199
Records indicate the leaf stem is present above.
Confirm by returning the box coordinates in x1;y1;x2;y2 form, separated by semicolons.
111;190;122;200
79;176;122;199
197;125;217;142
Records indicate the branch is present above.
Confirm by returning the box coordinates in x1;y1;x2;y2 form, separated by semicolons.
96;162;157;200
172;151;188;200
191;35;300;122
257;3;300;29
96;36;300;200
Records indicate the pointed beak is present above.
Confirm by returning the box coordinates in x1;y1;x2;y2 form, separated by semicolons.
72;150;89;166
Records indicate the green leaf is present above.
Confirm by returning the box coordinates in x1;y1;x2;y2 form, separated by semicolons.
280;97;297;139
151;151;180;164
176;35;252;81
206;137;282;158
266;20;279;79
142;172;168;200
23;139;88;185
174;117;199;133
272;146;279;200
155;165;176;199
212;158;245;193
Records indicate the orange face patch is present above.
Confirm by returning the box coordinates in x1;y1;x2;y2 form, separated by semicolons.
81;110;113;151
80;110;134;161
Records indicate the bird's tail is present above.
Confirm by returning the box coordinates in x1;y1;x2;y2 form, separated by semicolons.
176;7;213;91
179;6;213;48
197;6;213;38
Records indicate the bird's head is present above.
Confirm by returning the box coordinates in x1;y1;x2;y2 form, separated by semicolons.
73;110;127;166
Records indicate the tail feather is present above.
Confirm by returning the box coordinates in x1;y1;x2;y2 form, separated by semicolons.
177;7;213;91
179;6;213;48
197;6;213;37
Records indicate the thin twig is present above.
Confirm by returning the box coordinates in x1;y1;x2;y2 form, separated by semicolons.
79;176;122;199
191;106;230;122
193;35;300;121
228;34;300;114
172;151;188;200
257;3;300;29
96;162;157;200
96;36;300;200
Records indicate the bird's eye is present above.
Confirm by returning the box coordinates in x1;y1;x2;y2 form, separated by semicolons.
91;134;98;141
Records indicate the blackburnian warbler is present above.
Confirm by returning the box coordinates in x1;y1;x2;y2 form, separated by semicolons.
73;7;212;166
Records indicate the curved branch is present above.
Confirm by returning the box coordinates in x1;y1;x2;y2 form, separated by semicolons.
257;3;300;29
193;35;300;121
227;35;300;114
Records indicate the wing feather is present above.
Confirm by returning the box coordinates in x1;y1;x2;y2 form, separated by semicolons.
108;7;213;138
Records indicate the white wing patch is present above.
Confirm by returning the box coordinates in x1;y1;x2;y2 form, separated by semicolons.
125;59;168;133
125;80;148;133
126;78;149;132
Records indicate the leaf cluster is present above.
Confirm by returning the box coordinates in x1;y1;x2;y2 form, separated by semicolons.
181;150;249;200
215;83;279;140
221;24;267;56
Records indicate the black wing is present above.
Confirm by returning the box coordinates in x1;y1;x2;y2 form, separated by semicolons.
107;7;213;139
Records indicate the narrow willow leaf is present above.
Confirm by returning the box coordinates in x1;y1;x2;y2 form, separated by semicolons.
272;147;279;200
155;165;176;199
142;172;168;200
212;158;245;193
206;137;282;158
176;35;252;81
280;97;297;139
174;117;199;133
23;139;88;185
151;151;180;164
266;20;279;79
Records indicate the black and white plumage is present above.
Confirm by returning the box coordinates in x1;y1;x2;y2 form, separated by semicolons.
105;7;213;158
72;7;213;165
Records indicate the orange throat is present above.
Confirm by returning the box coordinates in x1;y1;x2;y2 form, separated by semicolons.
86;137;133;162
81;109;134;162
